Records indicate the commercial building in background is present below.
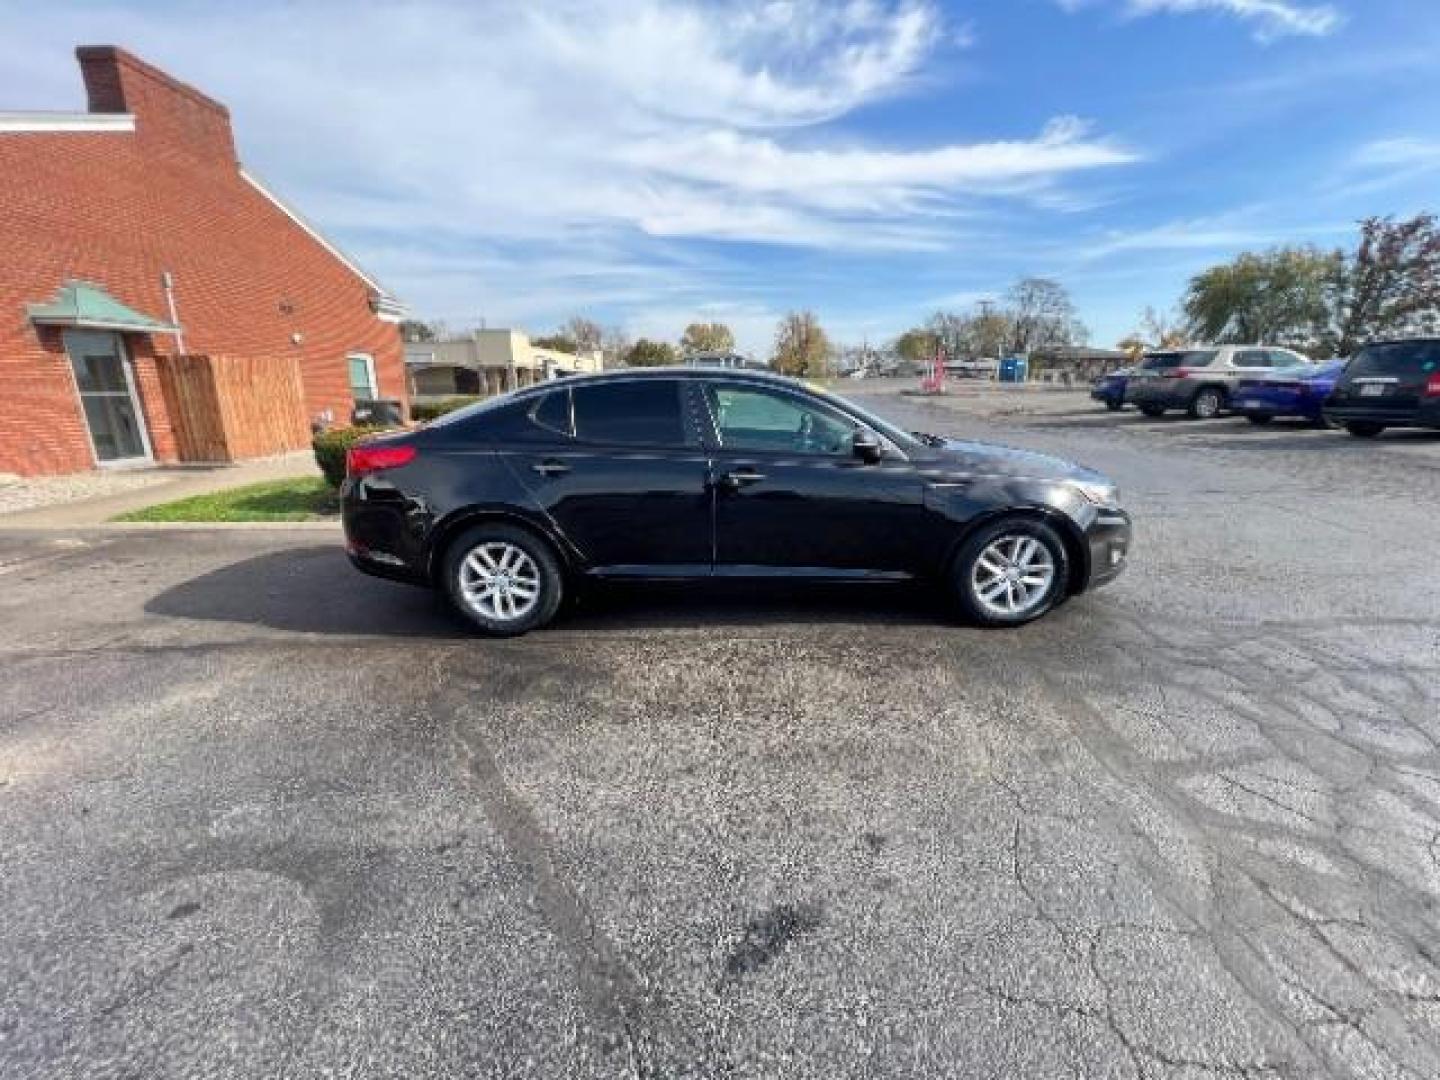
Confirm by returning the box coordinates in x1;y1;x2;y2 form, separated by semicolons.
405;329;603;402
0;46;405;476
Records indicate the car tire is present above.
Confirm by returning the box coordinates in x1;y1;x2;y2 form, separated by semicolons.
1311;414;1337;430
1188;387;1225;420
442;523;564;637
1345;421;1385;439
1105;399;1124;412
951;518;1071;628
1139;404;1166;418
1246;413;1274;426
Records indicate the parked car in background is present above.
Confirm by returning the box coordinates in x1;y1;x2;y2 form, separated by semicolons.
1324;339;1440;438
1232;359;1348;427
342;369;1131;635
1125;346;1313;419
1090;367;1134;411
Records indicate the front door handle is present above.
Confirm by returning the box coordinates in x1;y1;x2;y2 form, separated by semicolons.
531;460;570;477
718;467;766;490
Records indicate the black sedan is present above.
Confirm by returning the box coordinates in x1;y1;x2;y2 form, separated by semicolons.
342;370;1131;635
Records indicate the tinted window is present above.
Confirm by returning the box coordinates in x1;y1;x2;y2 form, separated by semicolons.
572;381;686;446
707;385;854;455
1234;350;1270;367
532;389;571;435
1142;350;1216;370
1348;342;1440;378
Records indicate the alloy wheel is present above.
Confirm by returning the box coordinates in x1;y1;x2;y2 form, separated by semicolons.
970;535;1056;619
458;542;542;622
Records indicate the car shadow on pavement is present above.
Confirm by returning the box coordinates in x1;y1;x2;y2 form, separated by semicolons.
145;546;946;638
145;546;469;638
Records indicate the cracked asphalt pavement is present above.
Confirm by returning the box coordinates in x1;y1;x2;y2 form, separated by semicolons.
2;382;1439;1078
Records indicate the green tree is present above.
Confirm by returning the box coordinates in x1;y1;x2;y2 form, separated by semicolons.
399;319;440;343
771;311;830;377
1329;213;1440;356
1182;247;1336;347
623;338;678;367
679;321;736;355
894;328;939;365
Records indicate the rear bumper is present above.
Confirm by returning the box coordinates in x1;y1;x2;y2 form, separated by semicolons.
1082;509;1131;591
1323;402;1440;428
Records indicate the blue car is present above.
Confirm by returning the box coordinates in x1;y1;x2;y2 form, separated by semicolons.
1232;360;1348;426
1090;367;1134;411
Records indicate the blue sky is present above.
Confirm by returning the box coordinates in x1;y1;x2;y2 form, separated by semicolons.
2;0;1439;354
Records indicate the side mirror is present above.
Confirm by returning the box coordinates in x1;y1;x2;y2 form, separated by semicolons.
852;428;883;464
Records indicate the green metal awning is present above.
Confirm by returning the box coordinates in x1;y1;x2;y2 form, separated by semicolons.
27;280;180;334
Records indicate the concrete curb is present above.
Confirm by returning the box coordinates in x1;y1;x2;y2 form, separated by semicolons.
0;520;341;533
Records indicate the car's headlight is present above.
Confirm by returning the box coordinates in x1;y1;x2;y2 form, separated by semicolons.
1069;479;1121;508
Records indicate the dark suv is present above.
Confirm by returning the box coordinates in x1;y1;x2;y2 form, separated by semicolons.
1324;339;1440;437
342;370;1131;635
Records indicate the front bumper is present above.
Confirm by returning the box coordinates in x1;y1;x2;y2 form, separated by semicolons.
1126;382;1194;409
1083;509;1131;590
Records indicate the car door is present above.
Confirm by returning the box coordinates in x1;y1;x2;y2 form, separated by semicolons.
505;378;713;572
699;380;930;576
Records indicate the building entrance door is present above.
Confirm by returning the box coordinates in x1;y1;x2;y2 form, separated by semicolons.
63;330;152;464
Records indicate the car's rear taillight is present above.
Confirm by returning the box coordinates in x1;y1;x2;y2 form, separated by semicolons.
1425;373;1440;398
346;443;417;477
1171;367;1198;378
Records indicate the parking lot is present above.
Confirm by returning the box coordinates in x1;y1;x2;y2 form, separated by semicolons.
2;379;1439;1079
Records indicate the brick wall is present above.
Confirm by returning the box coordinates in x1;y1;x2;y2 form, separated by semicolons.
0;46;405;476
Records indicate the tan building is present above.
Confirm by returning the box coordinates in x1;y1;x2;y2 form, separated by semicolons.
406;329;602;402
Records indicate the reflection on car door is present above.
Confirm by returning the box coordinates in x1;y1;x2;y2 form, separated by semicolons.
506;379;713;571
701;381;931;576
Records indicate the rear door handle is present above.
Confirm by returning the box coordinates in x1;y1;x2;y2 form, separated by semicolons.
718;467;766;490
531;460;570;477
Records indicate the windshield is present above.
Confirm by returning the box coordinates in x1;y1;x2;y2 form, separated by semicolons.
1347;342;1440;378
1142;350;1217;370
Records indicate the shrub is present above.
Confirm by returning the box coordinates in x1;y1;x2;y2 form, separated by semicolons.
312;426;379;488
410;395;484;422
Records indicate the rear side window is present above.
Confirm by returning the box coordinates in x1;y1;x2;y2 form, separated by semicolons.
572;381;687;447
532;389;572;435
1142;350;1216;370
1348;342;1440;377
1234;350;1270;367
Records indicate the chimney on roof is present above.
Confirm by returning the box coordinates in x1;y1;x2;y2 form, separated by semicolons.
76;45;236;166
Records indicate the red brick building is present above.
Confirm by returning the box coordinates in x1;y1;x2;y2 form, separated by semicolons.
0;46;406;476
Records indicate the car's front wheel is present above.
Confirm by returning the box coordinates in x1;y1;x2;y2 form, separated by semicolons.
952;518;1071;628
1105;399;1124;412
443;524;564;637
1345;421;1385;438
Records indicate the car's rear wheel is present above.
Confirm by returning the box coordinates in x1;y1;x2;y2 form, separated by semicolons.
952;518;1071;628
1139;404;1166;418
1345;421;1386;439
1105;399;1124;412
1189;387;1225;420
1246;413;1274;426
443;524;563;637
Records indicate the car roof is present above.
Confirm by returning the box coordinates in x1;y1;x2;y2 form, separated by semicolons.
514;365;805;396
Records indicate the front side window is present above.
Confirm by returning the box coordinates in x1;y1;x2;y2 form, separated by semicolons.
706;385;855;455
572;380;687;447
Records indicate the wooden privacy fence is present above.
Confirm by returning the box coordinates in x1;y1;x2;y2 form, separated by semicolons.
155;354;310;463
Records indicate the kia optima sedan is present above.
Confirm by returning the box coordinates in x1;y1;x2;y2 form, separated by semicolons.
342;369;1131;635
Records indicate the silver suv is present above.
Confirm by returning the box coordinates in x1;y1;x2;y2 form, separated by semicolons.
1125;346;1312;419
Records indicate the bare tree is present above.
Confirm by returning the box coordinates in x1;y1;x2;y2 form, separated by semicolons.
1006;277;1087;353
564;316;604;354
680;321;736;356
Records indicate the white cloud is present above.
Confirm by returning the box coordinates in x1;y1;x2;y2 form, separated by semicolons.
1059;0;1343;40
0;0;1138;350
